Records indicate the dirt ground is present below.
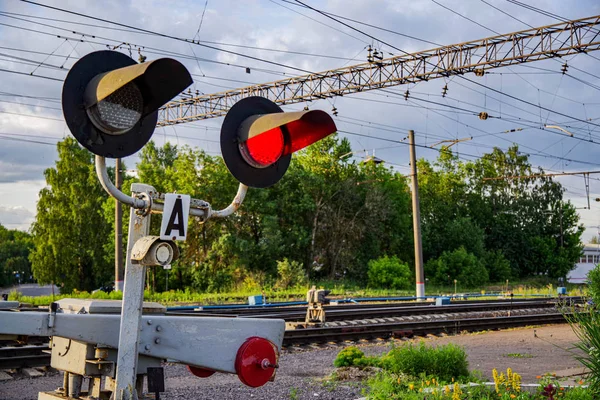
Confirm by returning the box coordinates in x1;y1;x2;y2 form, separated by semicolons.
0;324;586;400
388;324;586;382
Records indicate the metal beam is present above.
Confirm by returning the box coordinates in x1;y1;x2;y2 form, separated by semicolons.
158;15;600;126
0;311;285;374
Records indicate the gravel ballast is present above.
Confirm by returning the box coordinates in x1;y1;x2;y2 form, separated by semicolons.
0;324;584;400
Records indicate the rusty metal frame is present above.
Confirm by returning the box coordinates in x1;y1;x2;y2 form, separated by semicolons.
157;15;600;126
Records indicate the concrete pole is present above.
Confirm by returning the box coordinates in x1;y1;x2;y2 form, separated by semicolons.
115;158;124;292
409;130;425;300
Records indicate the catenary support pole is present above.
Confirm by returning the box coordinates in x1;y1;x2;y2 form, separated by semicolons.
115;158;124;292
409;130;425;300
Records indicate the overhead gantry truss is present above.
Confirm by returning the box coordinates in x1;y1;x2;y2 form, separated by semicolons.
158;15;600;126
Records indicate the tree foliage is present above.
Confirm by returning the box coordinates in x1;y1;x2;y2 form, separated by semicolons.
0;225;33;287
30;138;111;293
367;255;412;290
425;247;489;288
28;137;582;293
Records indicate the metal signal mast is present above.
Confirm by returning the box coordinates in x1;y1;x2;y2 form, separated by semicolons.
158;15;600;126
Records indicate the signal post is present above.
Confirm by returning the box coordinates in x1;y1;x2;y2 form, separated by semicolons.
0;50;338;400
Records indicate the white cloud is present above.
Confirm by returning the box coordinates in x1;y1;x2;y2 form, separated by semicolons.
0;0;598;233
0;205;35;231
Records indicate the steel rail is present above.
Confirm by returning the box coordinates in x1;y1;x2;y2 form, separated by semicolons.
166;297;581;321
282;312;568;346
0;345;50;369
0;310;572;369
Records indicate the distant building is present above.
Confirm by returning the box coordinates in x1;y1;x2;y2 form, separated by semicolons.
568;244;600;284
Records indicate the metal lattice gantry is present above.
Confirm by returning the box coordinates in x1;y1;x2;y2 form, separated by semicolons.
157;15;600;126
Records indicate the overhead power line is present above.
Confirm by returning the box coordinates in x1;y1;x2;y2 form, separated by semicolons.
19;0;315;75
154;10;600;126
482;170;600;181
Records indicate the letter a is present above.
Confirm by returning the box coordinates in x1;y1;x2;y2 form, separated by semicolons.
164;198;185;237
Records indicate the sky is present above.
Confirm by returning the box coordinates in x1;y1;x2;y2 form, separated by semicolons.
0;0;599;241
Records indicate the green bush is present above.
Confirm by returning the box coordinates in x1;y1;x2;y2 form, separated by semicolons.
427;247;489;288
587;264;600;305
367;256;412;290
483;250;511;282
380;341;469;382
334;346;365;368
566;309;600;397
275;258;306;289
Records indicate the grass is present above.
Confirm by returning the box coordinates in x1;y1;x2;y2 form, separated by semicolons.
5;279;587;307
331;345;593;399
504;353;534;359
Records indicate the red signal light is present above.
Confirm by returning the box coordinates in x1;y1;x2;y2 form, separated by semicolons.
240;126;284;168
221;97;337;188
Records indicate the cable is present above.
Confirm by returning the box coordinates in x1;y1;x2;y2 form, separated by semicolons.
0;10;358;62
19;0;316;75
0;17;297;80
278;0;443;47
267;0;370;46
431;0;500;35
0;66;62;82
0;99;62;111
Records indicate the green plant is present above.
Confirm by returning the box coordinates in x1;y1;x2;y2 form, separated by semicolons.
289;387;299;400
381;342;469;382
587;265;600;305
275;258;306;289
367;255;412;290
426;247;489;288
364;369;592;399
565;310;600;397
334;346;366;368
483;250;512;283
505;353;534;359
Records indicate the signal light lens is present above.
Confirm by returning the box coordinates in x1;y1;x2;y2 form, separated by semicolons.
86;82;144;135
239;127;284;168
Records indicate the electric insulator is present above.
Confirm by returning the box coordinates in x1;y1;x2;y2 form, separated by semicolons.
367;45;373;63
373;48;382;60
332;106;338;116
404;90;410;100
442;84;448;97
561;63;568;74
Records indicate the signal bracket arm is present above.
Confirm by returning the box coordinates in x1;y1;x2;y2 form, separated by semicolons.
208;183;248;219
95;156;247;220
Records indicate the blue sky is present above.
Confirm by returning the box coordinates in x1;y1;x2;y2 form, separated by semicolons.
0;0;599;240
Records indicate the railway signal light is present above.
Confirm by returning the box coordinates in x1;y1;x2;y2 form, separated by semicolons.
221;96;337;188
62;50;192;158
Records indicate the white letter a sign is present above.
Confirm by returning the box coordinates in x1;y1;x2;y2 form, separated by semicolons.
160;194;190;241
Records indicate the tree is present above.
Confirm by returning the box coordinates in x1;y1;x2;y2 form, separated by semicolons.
465;145;582;278
367;255;412;290
30;138;111;293
482;250;511;282
426;247;489;288
0;225;33;287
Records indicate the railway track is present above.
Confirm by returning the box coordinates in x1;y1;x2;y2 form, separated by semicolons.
167;297;580;322
282;312;568;346
0;298;578;371
0;344;50;370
